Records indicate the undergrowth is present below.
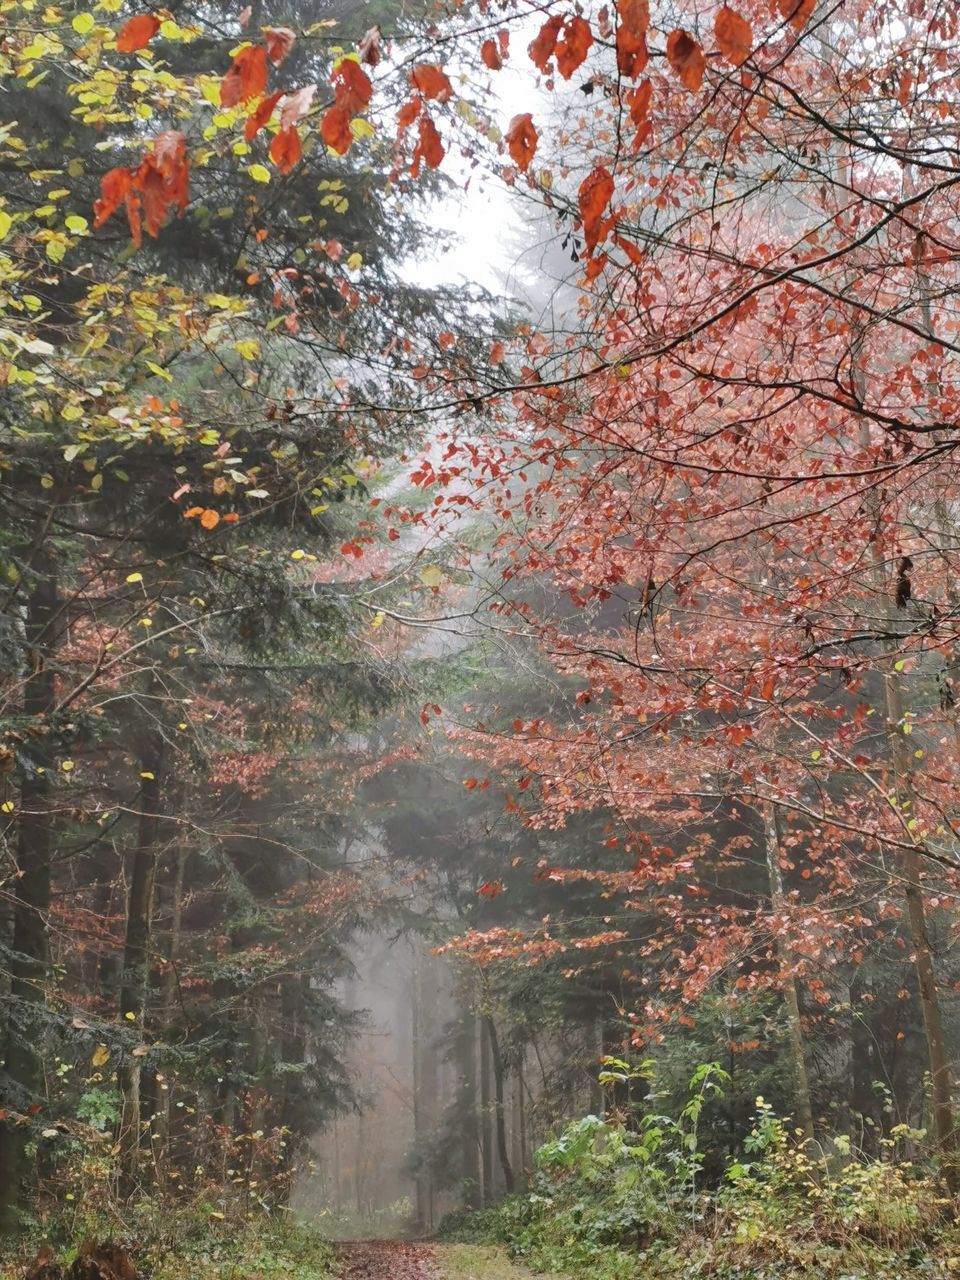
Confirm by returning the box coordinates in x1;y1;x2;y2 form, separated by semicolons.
441;1063;959;1280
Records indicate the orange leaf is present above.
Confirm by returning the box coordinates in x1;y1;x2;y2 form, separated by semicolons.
555;16;593;79
320;105;354;154
529;14;563;72
184;507;204;519
411;112;444;177
585;253;607;280
778;0;815;29
199;509;221;530
481;39;502;70
93;167;134;228
116;13;160;52
244;90;283;141
221;44;269;107
222;512;240;524
410;63;453;102
614;234;644;265
505;113;538;171
666;29;705;92
262;26;295;66
269;125;301;173
761;673;776;700
715;7;752;65
397;95;422;130
578;165;614;253
490;341;506;364
615;0;648;77
332;57;373;113
625;79;652;126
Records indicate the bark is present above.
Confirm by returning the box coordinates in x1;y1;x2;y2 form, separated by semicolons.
479;1014;493;1205
0;558;58;1234
455;997;481;1209
483;1013;515;1196
761;804;816;1147
117;730;164;1196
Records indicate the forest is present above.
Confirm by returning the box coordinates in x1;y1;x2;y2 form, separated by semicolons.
1;0;960;1278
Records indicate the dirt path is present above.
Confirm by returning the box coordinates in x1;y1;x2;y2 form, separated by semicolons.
334;1241;545;1280
334;1241;439;1280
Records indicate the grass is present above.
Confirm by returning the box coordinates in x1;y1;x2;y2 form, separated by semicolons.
433;1244;562;1280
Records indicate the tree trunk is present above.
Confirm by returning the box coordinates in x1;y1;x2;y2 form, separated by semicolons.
455;996;481;1209
483;1014;515;1196
117;730;164;1197
0;561;58;1234
479;1014;493;1205
761;804;816;1147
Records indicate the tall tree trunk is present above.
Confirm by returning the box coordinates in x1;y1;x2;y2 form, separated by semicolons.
147;842;188;1172
0;559;58;1234
761;804;815;1146
117;729;164;1196
483;1014;515;1196
479;1014;493;1205
455;996;481;1209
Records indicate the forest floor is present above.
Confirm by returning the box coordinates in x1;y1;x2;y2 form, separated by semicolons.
334;1241;551;1280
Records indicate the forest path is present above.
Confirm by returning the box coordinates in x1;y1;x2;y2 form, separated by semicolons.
334;1241;545;1280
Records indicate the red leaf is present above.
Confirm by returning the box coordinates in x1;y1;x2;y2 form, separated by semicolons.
615;0;648;77
397;95;422;130
411;113;444;177
715;7;752;65
269;125;301;173
262;26;295;66
93;167;134;228
490;341;506;364
505;113;538;172
555;16;593;79
331;57;373;113
666;29;705;92
358;24;382;66
320;105;353;154
410;63;453;102
614;233;644;265
778;0;815;28
481;39;502;70
244;90;283;141
221;44;269;107
529;14;563;72
116;13;160;52
625;79;652;126
578;165;614;253
761;673;776;700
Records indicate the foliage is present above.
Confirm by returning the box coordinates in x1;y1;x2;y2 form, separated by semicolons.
452;1079;955;1280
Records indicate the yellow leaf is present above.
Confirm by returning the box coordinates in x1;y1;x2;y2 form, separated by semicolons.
248;164;271;184
126;572;143;584
61;760;74;772
72;12;95;34
419;564;443;588
140;771;155;780
371;611;385;628
290;549;305;560
92;1044;110;1067
65;214;89;234
146;360;172;381
0;210;11;240
124;1011;136;1021
346;252;362;270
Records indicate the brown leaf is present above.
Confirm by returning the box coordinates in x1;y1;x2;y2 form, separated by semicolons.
715;7;752;65
666;29;705;92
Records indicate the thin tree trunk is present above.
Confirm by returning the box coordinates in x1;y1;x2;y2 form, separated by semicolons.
0;560;57;1234
117;729;163;1196
762;804;815;1146
479;1014;493;1205
483;1014;515;1195
456;996;481;1209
